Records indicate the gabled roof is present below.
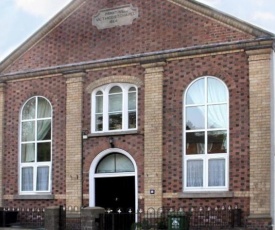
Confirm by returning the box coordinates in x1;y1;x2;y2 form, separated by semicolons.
0;0;274;75
174;0;274;38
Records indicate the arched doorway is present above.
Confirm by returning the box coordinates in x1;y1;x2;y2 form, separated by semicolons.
89;148;138;212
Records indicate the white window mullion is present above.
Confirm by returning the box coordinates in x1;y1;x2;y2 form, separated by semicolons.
135;88;138;129
184;76;229;192
20;96;52;194
204;78;208;189
103;90;108;132
92;83;138;133
123;87;128;130
33;164;37;192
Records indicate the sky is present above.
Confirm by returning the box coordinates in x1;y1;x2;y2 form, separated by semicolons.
0;0;274;62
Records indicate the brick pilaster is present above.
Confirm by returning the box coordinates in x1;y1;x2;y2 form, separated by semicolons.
142;62;165;210
0;83;5;207
64;72;85;207
247;49;273;218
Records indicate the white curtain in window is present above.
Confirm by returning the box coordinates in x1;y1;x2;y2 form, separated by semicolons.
187;160;203;187
21;143;35;162
37;99;51;140
37;167;49;191
21;121;35;162
207;78;227;129
208;78;227;103
22;167;33;191
22;98;35;120
186;79;205;105
208;159;225;186
22;98;51;162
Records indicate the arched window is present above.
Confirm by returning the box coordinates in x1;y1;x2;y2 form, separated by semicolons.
96;153;135;173
183;76;229;191
92;83;137;132
20;96;52;193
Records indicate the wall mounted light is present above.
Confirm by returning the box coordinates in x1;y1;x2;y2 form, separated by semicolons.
82;130;88;140
109;137;115;148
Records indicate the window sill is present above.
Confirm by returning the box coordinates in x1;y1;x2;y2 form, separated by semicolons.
178;191;234;198
14;194;54;200
88;130;140;137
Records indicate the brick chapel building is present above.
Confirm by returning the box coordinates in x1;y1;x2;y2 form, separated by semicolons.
0;0;274;228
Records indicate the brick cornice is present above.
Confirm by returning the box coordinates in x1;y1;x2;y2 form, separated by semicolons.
85;75;143;93
246;48;273;57
0;38;273;82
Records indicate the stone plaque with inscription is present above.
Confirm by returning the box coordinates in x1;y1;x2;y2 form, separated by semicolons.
92;4;138;30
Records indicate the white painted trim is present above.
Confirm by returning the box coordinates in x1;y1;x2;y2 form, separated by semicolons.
91;83;138;133
19;96;53;194
89;148;138;211
183;76;229;191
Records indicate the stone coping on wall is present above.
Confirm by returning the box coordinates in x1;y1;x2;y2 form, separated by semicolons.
13;194;54;200
178;191;234;198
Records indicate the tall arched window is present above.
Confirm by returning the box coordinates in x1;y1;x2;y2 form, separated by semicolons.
92;83;137;133
20;96;52;193
183;76;229;191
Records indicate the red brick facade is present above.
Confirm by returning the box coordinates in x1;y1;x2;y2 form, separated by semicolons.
0;0;274;228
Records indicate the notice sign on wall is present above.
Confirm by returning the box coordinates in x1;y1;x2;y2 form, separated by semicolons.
92;4;138;30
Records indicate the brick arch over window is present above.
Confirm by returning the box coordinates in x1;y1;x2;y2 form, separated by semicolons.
190;70;236;91
86;75;143;93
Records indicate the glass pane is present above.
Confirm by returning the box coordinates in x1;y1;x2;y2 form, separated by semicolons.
109;113;122;130
208;78;227;103
128;112;136;129
208;131;227;154
37;97;51;118
186;79;205;105
96;95;103;113
21;143;35;162
208;105;227;129
37;142;51;162
22;98;36;120
22;121;35;142
96;91;103;96
37;120;51;140
37;166;49;191
116;154;135;172
95;114;103;131
186;106;205;130
128;92;136;110
109;94;122;112
109;86;122;94
187;160;203;187
186;132;205;154
96;154;115;173
129;87;136;92
96;154;134;173
208;159;225;186
22;167;33;191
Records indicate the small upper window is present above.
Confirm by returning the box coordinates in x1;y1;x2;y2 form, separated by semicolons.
20;96;52;194
92;83;137;133
96;153;135;173
183;76;229;191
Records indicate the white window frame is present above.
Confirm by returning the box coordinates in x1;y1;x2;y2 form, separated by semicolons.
183;76;229;192
91;83;138;133
19;96;52;194
89;148;138;211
